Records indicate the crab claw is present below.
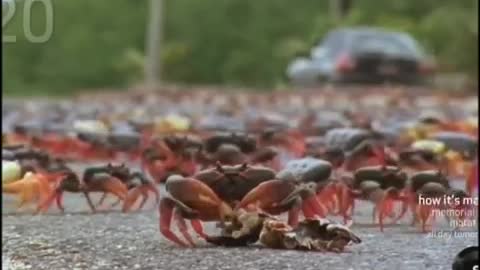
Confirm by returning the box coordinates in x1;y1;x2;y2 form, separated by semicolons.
236;180;297;212
122;183;160;212
159;175;232;247
237;180;327;227
237;180;301;226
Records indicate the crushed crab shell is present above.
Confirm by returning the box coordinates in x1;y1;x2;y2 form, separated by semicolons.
259;218;361;251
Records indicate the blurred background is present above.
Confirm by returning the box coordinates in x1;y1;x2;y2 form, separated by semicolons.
2;0;478;96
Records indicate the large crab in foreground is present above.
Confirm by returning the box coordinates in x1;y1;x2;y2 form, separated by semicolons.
158;157;334;247
158;162;275;247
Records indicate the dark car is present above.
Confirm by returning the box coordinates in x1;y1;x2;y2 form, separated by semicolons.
287;27;436;85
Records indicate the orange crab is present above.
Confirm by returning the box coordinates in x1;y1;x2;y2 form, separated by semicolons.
2;171;65;211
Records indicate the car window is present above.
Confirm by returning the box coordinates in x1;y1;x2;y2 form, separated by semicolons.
322;32;346;57
350;33;421;57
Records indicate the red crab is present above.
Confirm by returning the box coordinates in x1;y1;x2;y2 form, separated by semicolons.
256;129;306;158
37;165;128;213
236;158;333;226
406;170;473;232
89;164;160;212
141;135;200;183
158;158;333;247
337;165;409;231
30;134;74;159
71;133;116;161
199;132;280;170
321;128;394;172
158;163;276;247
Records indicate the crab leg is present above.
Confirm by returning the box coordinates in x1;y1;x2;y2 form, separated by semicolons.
94;179;129;210
38;184;55;206
102;178;128;200
190;219;208;239
126;183;159;211
378;197;395;232
82;191;97;213
326;182;344;215
416;203;433;233
110;198;122;208
302;195;327;218
16;196;29;211
36;189;63;213
174;209;196;247
391;192;412;224
122;187;142;212
56;191;65;212
317;184;335;214
159;198;189;247
144;183;160;206
340;188;358;223
318;183;341;215
410;201;420;226
95;193;109;207
136;188;150;210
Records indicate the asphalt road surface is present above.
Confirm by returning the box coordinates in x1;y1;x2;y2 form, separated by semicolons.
2;175;478;270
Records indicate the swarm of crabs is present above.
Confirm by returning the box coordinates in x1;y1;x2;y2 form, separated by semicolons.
2;88;478;251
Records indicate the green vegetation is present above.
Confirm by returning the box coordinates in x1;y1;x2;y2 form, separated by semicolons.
2;0;478;96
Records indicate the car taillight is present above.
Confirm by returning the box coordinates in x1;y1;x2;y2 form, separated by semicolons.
335;53;356;73
418;60;435;74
